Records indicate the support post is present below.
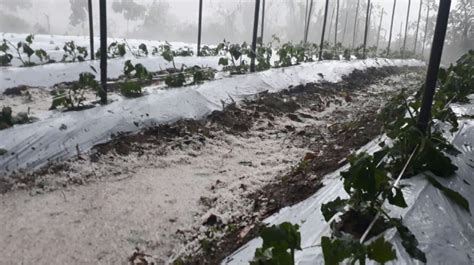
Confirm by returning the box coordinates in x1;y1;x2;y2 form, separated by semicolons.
376;8;384;51
414;0;423;54
341;9;349;45
197;0;203;56
335;0;340;45
260;0;265;45
327;5;335;43
319;0;330;60
304;0;309;41
362;0;371;59
250;0;260;73
422;1;430;56
352;0;361;49
88;0;94;60
402;0;411;58
417;0;451;134
99;0;107;104
304;0;314;44
387;0;397;56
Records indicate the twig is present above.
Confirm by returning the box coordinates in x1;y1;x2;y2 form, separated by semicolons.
359;144;418;243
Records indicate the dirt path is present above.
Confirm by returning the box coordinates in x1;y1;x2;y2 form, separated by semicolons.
0;68;424;264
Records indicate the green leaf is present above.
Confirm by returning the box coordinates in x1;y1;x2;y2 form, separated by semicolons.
393;219;427;263
321;237;366;265
0;148;7;156
387;187;408;208
25;34;34;44
251;222;301;265
138;43;148;56
426;175;470;213
22;44;34;58
367;237;397;264
0;41;9;52
321;197;348;222
218;57;229;66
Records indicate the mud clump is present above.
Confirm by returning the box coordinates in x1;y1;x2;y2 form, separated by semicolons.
209;103;253;133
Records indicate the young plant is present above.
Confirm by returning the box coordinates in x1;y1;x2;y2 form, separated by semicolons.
123;60;153;80
173;46;194;57
0;40;13;66
62;41;88;62
255;45;273;72
108;41;127;58
0;106;35;130
218;41;250;75
51;72;99;110
251;222;301;265
120;81;143;98
186;66;215;84
4;35;50;67
165;73;186;87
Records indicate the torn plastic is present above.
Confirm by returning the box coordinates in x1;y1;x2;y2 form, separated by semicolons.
223;99;474;265
0;59;423;176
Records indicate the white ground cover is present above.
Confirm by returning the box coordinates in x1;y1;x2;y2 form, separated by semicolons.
0;58;423;176
224;96;474;265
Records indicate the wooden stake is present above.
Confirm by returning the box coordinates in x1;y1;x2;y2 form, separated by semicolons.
88;0;94;60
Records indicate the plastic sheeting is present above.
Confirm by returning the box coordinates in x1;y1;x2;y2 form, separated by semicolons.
0;33;220;91
223;99;474;265
0;59;423;176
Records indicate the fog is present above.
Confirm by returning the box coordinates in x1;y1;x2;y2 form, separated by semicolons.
0;0;472;62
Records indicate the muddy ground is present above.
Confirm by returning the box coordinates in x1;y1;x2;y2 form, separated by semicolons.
0;66;425;264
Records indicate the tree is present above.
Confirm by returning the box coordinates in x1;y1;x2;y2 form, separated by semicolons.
0;0;31;11
447;0;473;50
69;0;88;27
112;0;146;35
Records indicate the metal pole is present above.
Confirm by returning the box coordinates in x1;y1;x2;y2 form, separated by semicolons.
304;0;314;44
414;0;423;54
417;0;451;134
376;8;384;51
260;0;265;45
319;0;330;60
387;0;397;56
363;0;371;59
341;9;349;45
421;1;430;57
197;0;203;56
327;5;335;43
99;0;107;104
88;0;94;60
352;0;361;49
402;0;411;58
304;0;309;41
335;0;340;45
250;0;260;72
